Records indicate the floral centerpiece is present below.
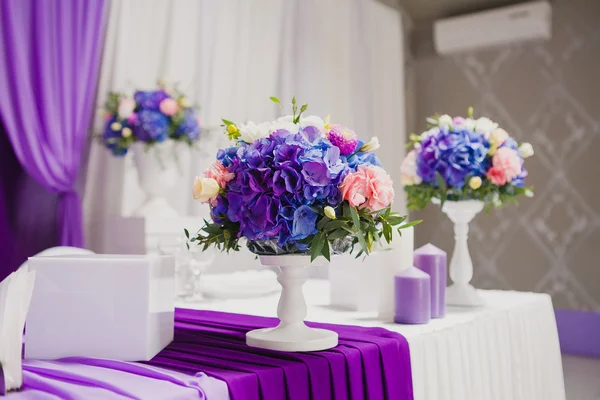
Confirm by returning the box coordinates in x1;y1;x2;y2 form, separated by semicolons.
100;83;201;156
98;82;201;218
401;108;534;211
401;108;534;306
186;97;420;351
187;97;418;262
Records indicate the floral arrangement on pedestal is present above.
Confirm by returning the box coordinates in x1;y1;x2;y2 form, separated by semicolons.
100;82;201;156
401;108;534;307
401;108;534;211
187;97;420;262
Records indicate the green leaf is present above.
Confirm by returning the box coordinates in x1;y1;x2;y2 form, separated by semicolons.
385;215;407;226
354;249;364;259
356;231;368;254
221;118;234;126
397;220;423;230
349;206;360;229
328;228;349;240
269;96;280;104
184;228;190;239
435;171;446;190
322;238;331;262
323;220;348;231
317;217;331;230
311;232;325;262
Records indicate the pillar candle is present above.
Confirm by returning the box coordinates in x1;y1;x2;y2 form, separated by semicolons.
377;226;414;321
394;266;431;324
414;243;447;318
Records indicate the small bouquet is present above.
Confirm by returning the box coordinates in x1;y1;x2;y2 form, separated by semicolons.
187;97;419;261
100;82;201;156
402;108;534;210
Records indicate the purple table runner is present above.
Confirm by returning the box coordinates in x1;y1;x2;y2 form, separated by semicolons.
149;309;413;400
18;309;413;400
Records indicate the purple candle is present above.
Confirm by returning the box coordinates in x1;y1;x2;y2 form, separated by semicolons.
414;243;447;318
394;267;431;324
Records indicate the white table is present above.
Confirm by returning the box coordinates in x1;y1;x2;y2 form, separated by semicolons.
179;280;566;400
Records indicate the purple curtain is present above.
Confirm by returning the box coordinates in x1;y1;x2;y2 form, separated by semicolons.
0;0;106;248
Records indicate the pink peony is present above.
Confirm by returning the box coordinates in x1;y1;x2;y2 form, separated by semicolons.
486;167;507;186
492;147;521;181
340;165;395;211
203;161;234;189
159;98;179;116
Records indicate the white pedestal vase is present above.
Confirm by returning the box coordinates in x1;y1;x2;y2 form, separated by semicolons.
440;200;485;306
246;255;338;352
131;141;190;218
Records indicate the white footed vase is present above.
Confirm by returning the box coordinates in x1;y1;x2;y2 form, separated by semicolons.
131;141;190;218
440;200;485;306
246;255;338;352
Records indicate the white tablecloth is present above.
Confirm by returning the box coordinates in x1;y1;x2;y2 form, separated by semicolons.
179;281;566;400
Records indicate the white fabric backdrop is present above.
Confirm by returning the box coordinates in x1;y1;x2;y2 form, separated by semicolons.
84;0;406;269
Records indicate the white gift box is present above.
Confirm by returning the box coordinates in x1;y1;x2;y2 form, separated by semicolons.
25;254;175;361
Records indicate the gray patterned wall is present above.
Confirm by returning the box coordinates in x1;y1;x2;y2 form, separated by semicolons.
410;0;600;311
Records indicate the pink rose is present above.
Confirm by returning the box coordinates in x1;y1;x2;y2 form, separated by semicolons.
486;167;507;186
159;98;179;116
203;161;234;189
340;165;395;211
118;98;136;119
492;147;521;181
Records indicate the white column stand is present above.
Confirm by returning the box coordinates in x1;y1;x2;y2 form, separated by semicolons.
441;200;485;306
246;255;338;352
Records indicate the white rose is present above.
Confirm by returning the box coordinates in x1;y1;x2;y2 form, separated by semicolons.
519;142;534;158
475;117;499;134
490;128;509;146
438;114;453;128
192;177;220;203
238;121;271;143
400;150;423;186
117;98;136;119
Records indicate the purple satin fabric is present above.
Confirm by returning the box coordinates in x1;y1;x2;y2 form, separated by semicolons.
148;309;414;400
0;0;107;248
17;309;413;400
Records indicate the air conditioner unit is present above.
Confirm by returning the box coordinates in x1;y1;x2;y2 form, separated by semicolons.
433;1;552;55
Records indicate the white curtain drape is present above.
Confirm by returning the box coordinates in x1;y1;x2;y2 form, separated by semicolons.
84;0;406;265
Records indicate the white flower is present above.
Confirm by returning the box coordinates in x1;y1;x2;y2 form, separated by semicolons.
359;137;380;152
475;117;499;134
420;126;439;140
400;149;423;186
519;142;534;158
238;121;272;143
299;115;325;131
490;128;509;146
192;177;220;203
117;98;136;119
121;127;132;138
525;189;534;198
469;176;482;190
463;118;476;131
270;118;299;135
438;114;452;128
275;115;325;131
